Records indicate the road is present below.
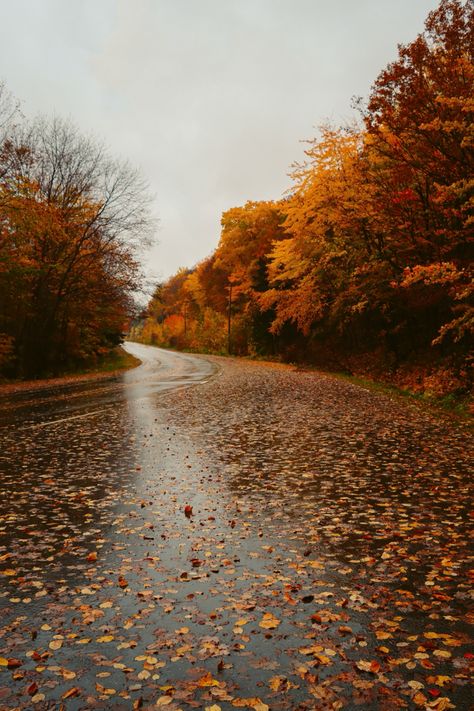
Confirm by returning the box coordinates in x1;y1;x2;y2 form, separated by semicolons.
0;344;472;710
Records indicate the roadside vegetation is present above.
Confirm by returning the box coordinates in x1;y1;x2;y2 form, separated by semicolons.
0;346;141;394
132;0;473;408
0;90;153;380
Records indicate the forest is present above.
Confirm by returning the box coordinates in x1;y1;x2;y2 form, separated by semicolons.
133;0;473;401
0;93;152;378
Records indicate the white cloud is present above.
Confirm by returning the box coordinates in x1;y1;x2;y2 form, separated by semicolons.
0;0;439;282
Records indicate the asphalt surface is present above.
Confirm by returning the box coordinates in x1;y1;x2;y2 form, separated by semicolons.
0;344;472;710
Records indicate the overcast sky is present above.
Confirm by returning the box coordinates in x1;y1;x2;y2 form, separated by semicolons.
1;0;440;285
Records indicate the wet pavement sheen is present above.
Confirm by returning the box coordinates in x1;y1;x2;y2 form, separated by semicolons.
0;343;472;710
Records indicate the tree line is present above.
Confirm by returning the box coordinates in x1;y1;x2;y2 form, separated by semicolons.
0;88;153;378
133;0;473;398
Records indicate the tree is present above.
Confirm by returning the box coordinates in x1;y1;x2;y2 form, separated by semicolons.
364;0;473;355
0;114;153;376
134;0;473;396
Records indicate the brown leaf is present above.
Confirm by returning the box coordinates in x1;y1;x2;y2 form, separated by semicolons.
6;658;22;669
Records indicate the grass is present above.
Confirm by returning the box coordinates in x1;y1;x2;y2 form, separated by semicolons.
76;346;141;373
0;346;141;391
64;346;141;376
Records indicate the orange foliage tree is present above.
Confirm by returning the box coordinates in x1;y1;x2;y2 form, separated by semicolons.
135;0;472;395
0;115;152;377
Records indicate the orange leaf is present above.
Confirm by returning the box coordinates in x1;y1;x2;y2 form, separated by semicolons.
62;687;81;699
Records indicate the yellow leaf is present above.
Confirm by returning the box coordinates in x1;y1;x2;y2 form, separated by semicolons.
413;692;428;706
315;654;332;665
356;660;380;673
258;613;280;629
31;693;46;704
232;699;269;710
269;675;285;691
427;676;451;687
427;698;455;710
298;644;323;655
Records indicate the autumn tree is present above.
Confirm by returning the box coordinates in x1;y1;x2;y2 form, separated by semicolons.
0;114;153;377
260;0;473;373
363;0;473;354
215;200;286;353
134;0;472;396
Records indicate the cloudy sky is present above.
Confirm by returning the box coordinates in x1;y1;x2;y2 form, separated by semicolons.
1;0;439;285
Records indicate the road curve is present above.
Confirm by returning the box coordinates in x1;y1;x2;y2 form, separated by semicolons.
0;342;217;428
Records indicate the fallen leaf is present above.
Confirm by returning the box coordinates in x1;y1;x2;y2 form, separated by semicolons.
356;660;381;673
197;672;220;687
31;693;45;704
259;612;280;629
62;687;81;699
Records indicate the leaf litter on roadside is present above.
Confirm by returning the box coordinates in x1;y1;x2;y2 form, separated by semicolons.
0;357;472;709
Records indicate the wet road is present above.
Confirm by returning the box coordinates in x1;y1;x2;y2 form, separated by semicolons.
0;344;217;428
0;344;472;710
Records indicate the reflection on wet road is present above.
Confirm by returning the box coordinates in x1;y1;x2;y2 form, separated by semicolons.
0;345;472;710
0;343;217;427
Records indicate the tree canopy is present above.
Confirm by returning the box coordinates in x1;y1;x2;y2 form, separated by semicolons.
0;103;153;377
134;0;473;397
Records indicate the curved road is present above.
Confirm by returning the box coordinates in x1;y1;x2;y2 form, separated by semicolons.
0;342;217;428
0;345;471;710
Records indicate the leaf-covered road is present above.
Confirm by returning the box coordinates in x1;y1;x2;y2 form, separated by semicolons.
0;344;472;710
